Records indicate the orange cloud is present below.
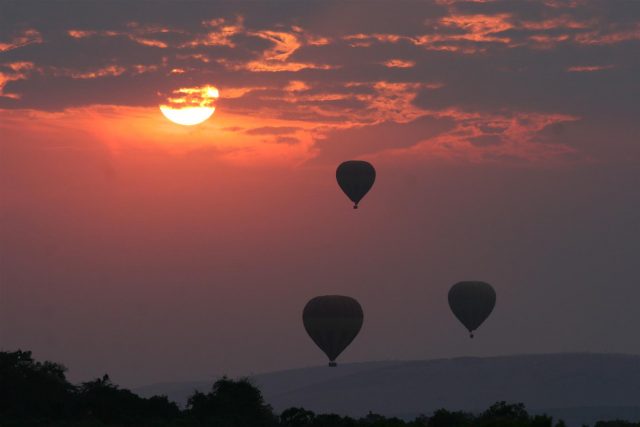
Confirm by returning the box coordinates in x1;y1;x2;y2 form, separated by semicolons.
222;87;268;99
566;64;615;72
344;33;404;47
285;81;311;92
67;30;96;38
0;62;35;99
68;65;127;79
252;30;301;61
575;24;640;45
181;17;244;48
383;59;416;68
0;81;587;168
242;61;336;72
340;12;634;53
390;109;582;164
343;14;514;54
306;36;331;46
192;26;339;73
0;29;42;52
129;37;168;48
528;33;571;49
520;16;591;31
178;53;211;63
49;64;158;79
67;26;172;48
240;29;338;72
440;13;514;43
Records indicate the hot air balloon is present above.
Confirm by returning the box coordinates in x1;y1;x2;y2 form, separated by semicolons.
448;281;496;338
336;161;376;209
303;295;363;367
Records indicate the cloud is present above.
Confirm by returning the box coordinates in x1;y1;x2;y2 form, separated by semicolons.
383;59;416;68
275;136;300;144
467;134;503;146
312;114;456;162
67;25;173;49
566;64;615;72
0;29;42;53
245;126;299;135
181;17;244;48
0;0;638;164
0;61;34;99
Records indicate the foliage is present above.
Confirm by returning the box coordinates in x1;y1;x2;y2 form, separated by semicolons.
0;350;75;420
187;376;276;427
594;422;640;427
77;374;180;424
1;350;637;427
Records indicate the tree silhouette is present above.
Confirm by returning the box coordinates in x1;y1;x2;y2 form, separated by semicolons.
427;408;473;427
77;374;180;424
312;413;357;427
362;411;412;427
481;402;529;421
0;350;75;420
594;423;640;427
187;376;276;427
281;407;316;427
0;350;615;427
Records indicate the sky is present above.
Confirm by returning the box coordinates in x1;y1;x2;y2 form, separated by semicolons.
1;0;640;388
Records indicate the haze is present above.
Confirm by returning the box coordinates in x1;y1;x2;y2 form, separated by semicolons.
1;0;639;388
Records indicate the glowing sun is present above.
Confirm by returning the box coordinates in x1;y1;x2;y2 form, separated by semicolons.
159;85;219;126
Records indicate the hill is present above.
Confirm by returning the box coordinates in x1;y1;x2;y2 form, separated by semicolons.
135;353;640;426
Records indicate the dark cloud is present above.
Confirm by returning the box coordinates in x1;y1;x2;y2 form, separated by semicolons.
411;49;639;119
275;136;300;144
468;134;504;147
312;115;456;162
245;126;299;135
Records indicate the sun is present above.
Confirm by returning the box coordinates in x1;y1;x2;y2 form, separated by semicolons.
159;85;219;126
160;105;215;126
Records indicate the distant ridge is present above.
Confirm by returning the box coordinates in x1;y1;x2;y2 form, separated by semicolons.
135;353;640;427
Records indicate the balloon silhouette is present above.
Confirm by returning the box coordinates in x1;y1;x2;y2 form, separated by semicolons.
448;281;496;338
336;161;376;209
303;295;364;367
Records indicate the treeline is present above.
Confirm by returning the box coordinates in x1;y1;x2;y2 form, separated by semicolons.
1;350;638;427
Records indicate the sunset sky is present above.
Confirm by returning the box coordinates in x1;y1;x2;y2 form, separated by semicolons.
1;0;640;388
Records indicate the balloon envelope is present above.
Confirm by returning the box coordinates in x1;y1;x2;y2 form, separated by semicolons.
448;281;496;338
303;295;364;366
336;161;376;208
